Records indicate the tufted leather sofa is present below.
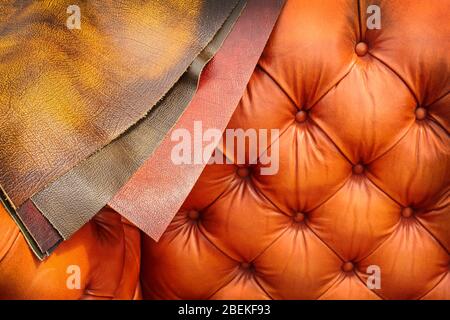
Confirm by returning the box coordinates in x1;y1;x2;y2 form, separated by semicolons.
0;0;448;300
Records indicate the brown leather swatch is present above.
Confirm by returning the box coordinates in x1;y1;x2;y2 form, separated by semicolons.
109;0;286;240
0;0;238;207
29;0;247;240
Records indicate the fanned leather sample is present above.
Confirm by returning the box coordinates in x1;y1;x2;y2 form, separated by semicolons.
0;0;240;259
109;0;286;240
0;0;238;207
29;0;247;242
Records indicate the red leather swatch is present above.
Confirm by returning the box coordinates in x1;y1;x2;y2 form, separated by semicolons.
109;0;285;240
16;200;62;255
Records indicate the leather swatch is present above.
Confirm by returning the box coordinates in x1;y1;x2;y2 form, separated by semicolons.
0;0;238;207
29;0;247;241
16;200;62;255
109;0;286;240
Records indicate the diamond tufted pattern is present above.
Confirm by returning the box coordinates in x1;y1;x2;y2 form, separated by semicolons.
0;0;448;300
140;0;449;300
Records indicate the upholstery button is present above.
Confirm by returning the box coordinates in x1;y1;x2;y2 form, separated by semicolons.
355;42;368;56
236;167;250;178
401;207;414;218
241;262;252;269
342;262;354;272
415;107;427;120
293;212;305;222
187;210;200;220
352;164;365;175
295;110;307;123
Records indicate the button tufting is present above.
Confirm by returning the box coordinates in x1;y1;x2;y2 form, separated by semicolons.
187;210;200;220
415;107;427;120
293;212;305;222
2;0;449;301
295;110;307;123
342;262;354;272
355;42;368;56
352;164;365;175
241;262;252;269
401;207;414;218
236;167;250;178
136;1;450;301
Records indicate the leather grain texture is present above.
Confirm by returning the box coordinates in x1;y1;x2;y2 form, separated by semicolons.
109;0;286;241
0;0;238;207
27;0;246;244
140;0;449;299
0;0;448;300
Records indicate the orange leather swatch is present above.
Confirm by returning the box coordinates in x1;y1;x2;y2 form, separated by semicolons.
109;0;286;240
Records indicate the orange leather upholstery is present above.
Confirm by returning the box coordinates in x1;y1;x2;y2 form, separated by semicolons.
140;0;449;299
0;0;448;300
0;205;141;300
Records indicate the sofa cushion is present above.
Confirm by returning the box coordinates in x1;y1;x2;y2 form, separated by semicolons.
140;0;449;300
0;204;141;299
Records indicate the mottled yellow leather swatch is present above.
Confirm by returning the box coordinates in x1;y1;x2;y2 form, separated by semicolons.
0;0;238;206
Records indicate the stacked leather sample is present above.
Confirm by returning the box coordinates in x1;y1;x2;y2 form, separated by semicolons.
0;0;252;258
108;0;286;241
